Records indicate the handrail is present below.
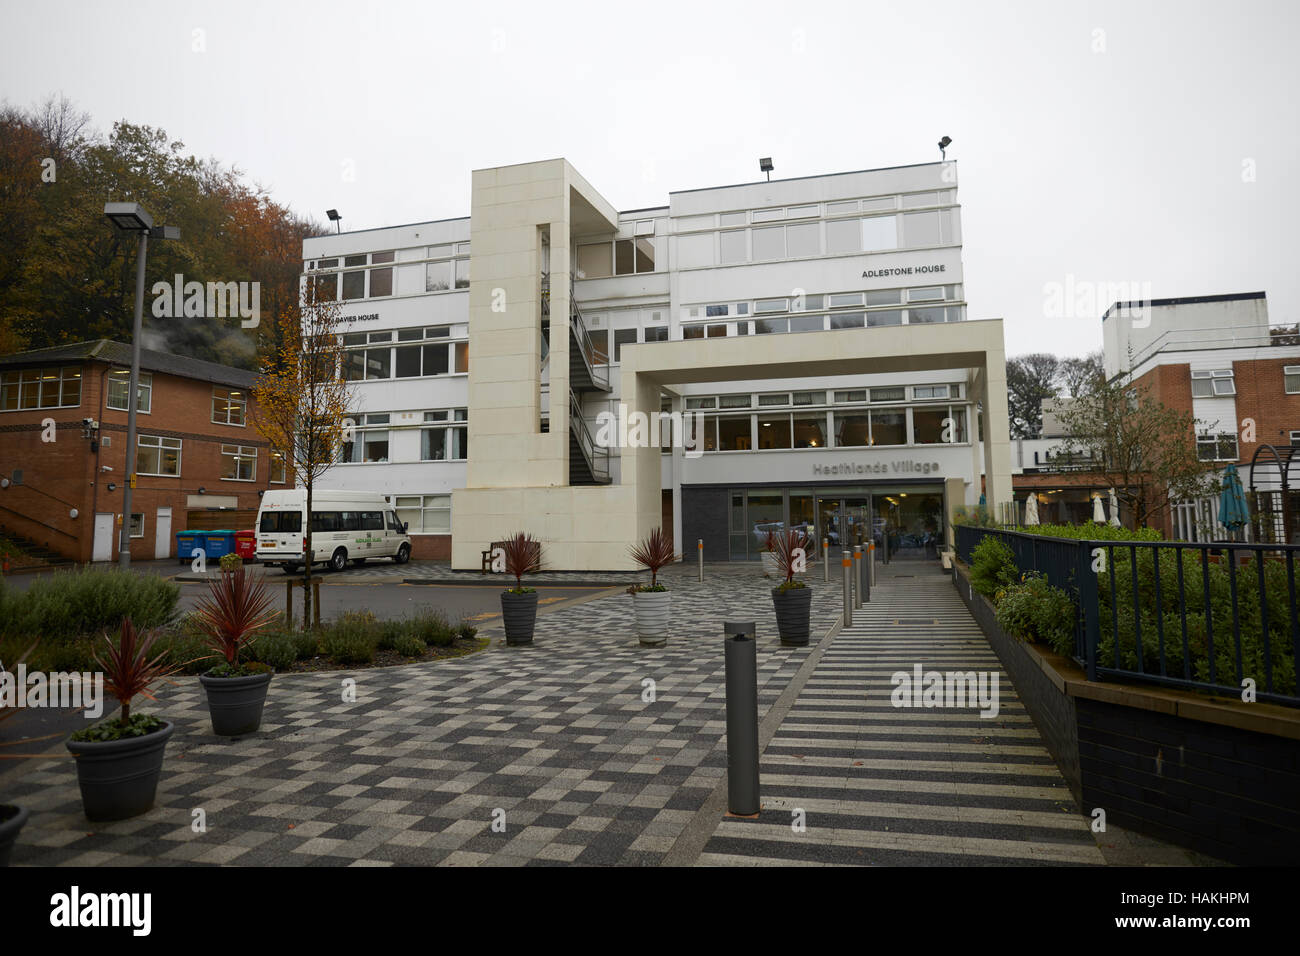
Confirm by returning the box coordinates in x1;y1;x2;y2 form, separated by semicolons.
569;389;609;483
568;275;609;391
0;501;79;541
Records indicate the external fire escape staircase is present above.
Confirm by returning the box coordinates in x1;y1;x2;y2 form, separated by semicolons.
541;273;611;485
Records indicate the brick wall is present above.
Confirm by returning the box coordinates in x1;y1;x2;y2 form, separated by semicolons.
0;361;270;562
1233;356;1300;458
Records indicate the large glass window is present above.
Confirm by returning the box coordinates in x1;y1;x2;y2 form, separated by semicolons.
426;260;452;291
786;222;820;258
751;226;784;261
718;416;752;451
342;270;366;300
421;410;468;460
757;415;792;450
902;210;941;247
834;412;870;447
613;328;638;362
912;408;949;444
1191;369;1236;397
793;413;827;448
578;243;612;278
826;218;861;254
871;410;907;446
1197;433;1239;461
269;449;288;484
1287;366;1300;394
866;310;904;327
137;434;181;476
106;370;151;412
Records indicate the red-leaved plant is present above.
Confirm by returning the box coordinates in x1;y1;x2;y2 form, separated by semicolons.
772;528;809;589
500;532;543;593
92;618;180;727
193;566;277;668
629;528;677;591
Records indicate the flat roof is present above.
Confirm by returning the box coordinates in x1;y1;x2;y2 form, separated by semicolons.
669;160;952;196
1103;291;1266;319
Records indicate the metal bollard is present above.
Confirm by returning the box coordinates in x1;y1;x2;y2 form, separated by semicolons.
723;621;760;816
860;541;870;603
841;550;853;627
822;537;829;583
868;541;876;588
697;539;703;582
852;545;863;609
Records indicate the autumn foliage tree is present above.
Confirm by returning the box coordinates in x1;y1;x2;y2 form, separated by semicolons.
251;277;352;627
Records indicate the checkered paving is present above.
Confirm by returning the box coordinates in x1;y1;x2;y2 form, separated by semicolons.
6;565;840;866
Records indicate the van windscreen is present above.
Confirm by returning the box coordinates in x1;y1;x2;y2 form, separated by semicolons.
260;511;302;533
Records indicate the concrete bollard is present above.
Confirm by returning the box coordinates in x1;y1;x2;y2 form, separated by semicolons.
723;621;760;816
853;545;863;610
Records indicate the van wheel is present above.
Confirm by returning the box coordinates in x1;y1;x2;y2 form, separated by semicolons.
282;563;300;575
394;543;411;565
329;548;348;572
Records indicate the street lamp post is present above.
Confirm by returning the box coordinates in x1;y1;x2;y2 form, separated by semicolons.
103;203;179;567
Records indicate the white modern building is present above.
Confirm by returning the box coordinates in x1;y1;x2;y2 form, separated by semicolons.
302;158;1012;570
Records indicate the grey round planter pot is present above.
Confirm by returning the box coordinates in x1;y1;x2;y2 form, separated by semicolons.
65;720;175;822
0;804;29;866
199;671;273;736
772;585;813;646
501;590;539;645
632;589;671;645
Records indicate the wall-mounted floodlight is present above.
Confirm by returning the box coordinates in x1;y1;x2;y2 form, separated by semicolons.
327;209;342;234
759;157;773;182
938;136;952;159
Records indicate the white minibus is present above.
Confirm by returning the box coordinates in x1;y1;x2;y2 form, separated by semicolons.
255;489;412;573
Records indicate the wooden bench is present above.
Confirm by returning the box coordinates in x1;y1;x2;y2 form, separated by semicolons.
481;541;506;573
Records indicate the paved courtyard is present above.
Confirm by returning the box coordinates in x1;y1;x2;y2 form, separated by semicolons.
5;561;1213;866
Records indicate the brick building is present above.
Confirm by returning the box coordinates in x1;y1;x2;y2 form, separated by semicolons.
0;340;276;563
1012;291;1300;539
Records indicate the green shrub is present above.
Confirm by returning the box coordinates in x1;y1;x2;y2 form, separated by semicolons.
320;628;376;665
410;608;456;647
292;630;320;660
1018;523;1163;542
0;567;179;642
321;611;379;665
377;619;410;651
219;553;243;572
154;631;215;675
994;573;1077;656
249;631;297;671
392;633;426;657
456;621;478;641
970;536;1017;599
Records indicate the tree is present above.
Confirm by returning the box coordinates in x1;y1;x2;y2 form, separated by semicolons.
251;276;352;628
1005;353;1061;439
1059;351;1105;398
1056;371;1218;529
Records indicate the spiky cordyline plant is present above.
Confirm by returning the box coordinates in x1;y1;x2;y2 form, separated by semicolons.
501;532;543;592
773;528;809;587
93;618;179;727
193;566;277;667
629;528;677;589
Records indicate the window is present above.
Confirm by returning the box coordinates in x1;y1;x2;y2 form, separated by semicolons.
395;342;452;377
269;450;288;484
137;435;181;476
705;304;729;318
834;411;870;447
613;329;638;362
913;385;949;399
792;412;826;448
395;494;451;533
759;393;789;406
259;510;301;533
870;410;907;445
421;410;468;460
755;298;787;314
827;201;858;215
719;230;747;264
830;312;864;330
908;287;945;302
340;416;391;463
221;444;257;480
211;387;247;425
871;387;905;402
909;308;945;325
902;210;942;247
793;391;823;406
912;408;950;444
829;293;863;308
1;366;82;411
1197;433;1239;461
644;325;668;343
426;260;452;291
834;390;867;403
342;270;366;300
717;416;752;451
105;370;152;412
826;217;861;254
862;216;898;251
1286;366;1300;395
757;415;792;449
867;310;904;327
369;251;394;297
685;396;716;410
865;289;901;306
751;226;784;261
719;394;751;409
579;240;654;277
786;222;819;258
128;513;144;538
789;315;824;332
719;212;746;226
455;258;470;289
1191;369;1236;397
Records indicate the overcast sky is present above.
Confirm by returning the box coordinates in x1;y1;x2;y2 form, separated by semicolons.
3;0;1297;359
